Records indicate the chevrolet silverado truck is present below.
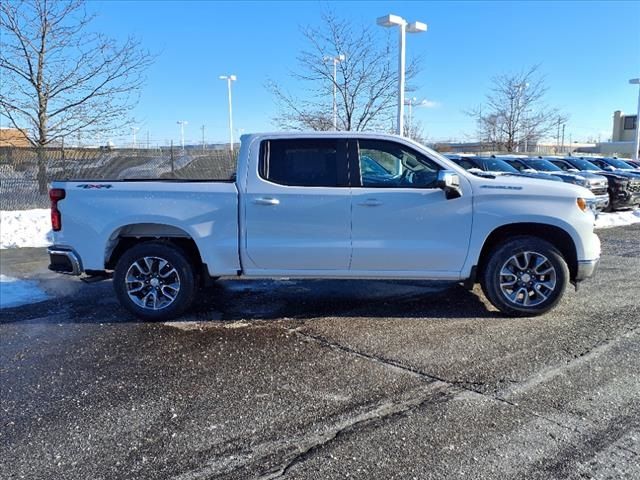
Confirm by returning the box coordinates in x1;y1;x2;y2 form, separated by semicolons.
47;132;601;320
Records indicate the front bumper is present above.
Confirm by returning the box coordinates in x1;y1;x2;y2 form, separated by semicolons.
575;258;599;281
48;246;82;275
610;190;640;211
590;193;610;211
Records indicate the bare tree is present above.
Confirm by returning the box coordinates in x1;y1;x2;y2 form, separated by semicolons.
469;66;566;152
268;12;421;132
0;0;153;191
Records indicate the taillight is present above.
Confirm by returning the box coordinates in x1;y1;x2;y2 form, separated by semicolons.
49;188;66;231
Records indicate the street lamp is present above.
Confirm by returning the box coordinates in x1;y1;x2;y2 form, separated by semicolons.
630;78;640;161
220;75;237;154
324;54;345;130
176;121;188;150
404;97;430;133
377;14;427;136
516;82;529;152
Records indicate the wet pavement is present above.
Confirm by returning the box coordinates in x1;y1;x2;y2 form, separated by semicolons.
1;225;639;479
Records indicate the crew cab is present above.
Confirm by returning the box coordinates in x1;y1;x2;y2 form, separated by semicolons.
48;132;600;320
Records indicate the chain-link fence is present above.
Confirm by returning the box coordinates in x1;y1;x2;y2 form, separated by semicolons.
0;146;237;210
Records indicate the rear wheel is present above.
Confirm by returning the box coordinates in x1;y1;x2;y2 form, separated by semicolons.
480;236;569;316
113;241;197;321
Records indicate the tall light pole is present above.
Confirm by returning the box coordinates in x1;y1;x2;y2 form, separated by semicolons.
515;82;529;152
404;97;430;134
324;54;345;130
176;121;188;150
220;75;237;154
630;78;640;161
377;14;427;136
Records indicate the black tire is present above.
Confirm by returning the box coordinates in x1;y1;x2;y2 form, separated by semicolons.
113;241;197;321
480;236;569;317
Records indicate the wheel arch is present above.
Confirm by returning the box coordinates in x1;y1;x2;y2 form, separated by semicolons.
477;223;578;280
105;223;205;274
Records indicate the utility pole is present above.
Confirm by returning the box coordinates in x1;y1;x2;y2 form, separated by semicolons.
146;130;150;149
561;124;565;151
201;125;205;150
131;127;139;148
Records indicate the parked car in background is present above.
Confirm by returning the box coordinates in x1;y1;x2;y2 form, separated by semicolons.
588;157;640;177
624;159;640;169
500;156;610;211
48;132;600;319
445;154;563;182
547;157;640;211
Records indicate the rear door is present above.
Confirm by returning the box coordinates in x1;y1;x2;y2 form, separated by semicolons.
349;139;473;276
243;138;352;272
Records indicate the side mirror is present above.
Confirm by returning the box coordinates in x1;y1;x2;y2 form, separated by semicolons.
605;166;615;171
437;170;462;200
568;168;580;173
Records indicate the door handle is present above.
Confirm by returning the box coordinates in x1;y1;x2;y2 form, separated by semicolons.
358;199;382;207
253;197;280;206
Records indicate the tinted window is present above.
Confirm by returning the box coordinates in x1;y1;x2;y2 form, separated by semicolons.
550;160;572;171
525;159;563;172
590;159;608;169
358;140;441;188
456;159;479;170
260;139;345;187
505;159;528;172
479;158;518;173
567;159;601;171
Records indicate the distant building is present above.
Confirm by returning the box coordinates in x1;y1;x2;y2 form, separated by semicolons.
0;128;30;147
594;110;638;157
612;110;637;142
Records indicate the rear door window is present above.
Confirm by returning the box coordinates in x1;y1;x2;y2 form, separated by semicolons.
259;139;348;187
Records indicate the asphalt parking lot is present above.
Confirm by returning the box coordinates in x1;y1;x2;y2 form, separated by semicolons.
1;224;639;480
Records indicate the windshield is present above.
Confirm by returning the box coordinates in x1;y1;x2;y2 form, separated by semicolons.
525;159;563;172
568;158;601;171
479;158;518;173
607;158;635;169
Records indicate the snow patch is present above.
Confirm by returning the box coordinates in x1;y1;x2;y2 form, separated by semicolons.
0;274;49;308
0;209;52;249
595;210;640;229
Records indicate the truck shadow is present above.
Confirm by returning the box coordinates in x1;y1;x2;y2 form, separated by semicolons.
0;278;499;324
189;278;499;321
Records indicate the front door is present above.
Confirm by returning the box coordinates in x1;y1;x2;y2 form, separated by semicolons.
243;138;351;272
350;139;473;276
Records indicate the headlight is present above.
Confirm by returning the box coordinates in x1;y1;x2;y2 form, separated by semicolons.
573;177;590;187
576;197;588;212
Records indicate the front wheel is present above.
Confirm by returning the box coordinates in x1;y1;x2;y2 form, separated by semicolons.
113;241;197;321
480;237;569;317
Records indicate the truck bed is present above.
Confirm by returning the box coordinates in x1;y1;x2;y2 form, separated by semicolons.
51;180;241;276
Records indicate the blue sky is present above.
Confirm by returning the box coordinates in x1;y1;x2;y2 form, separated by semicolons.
89;0;640;146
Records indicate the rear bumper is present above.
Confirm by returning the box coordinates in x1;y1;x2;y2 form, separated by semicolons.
48;246;82;275
575;258;599;281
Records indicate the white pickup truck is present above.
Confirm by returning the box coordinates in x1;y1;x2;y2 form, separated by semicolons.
48;132;600;320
